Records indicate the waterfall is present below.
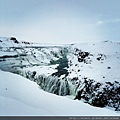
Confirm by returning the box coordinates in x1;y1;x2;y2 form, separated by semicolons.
16;70;70;96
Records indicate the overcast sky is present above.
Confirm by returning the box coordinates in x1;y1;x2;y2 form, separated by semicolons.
0;0;120;44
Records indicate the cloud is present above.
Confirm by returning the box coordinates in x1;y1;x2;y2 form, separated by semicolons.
0;19;102;44
97;21;104;25
97;18;120;25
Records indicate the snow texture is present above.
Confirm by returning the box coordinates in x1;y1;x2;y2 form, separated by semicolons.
0;37;120;114
0;70;119;116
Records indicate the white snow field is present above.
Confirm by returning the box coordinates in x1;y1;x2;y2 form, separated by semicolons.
0;37;120;116
0;70;119;116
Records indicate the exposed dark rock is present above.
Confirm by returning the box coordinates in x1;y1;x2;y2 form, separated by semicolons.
74;89;83;100
97;57;101;61
72;77;78;81
31;71;37;78
91;95;108;107
96;54;107;61
10;37;17;40
10;37;19;43
22;41;30;44
74;48;92;64
74;78;120;111
107;66;111;69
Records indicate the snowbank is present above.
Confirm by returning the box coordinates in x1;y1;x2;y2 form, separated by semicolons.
0;70;119;116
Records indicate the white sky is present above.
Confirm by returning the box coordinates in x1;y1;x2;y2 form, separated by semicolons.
0;0;120;44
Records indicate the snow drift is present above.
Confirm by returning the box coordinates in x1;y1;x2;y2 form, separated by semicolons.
0;70;119;116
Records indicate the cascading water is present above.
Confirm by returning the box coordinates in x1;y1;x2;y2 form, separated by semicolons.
17;70;71;96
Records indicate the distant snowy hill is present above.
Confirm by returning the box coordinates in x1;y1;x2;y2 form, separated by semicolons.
0;37;120;114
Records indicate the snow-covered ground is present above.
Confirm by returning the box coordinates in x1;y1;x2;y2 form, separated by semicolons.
0;70;119;116
0;37;120;115
68;41;120;82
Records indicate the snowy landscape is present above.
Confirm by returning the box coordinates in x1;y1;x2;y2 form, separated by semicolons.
0;37;120;116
